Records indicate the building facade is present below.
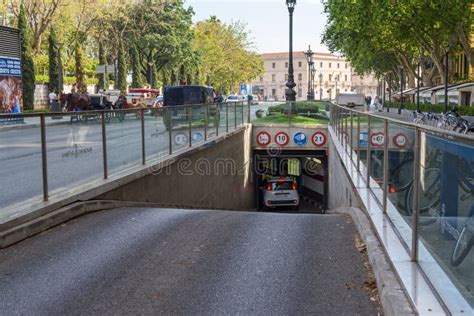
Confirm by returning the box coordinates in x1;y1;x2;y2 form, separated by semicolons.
351;71;379;97
250;52;353;101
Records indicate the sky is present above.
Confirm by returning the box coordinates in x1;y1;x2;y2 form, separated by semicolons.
185;0;329;54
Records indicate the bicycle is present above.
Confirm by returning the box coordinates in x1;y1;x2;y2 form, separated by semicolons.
451;205;474;266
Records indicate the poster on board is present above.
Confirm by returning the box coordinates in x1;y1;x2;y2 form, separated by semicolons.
0;56;23;114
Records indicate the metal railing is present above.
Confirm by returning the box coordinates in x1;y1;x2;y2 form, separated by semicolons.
329;103;474;312
0;101;250;210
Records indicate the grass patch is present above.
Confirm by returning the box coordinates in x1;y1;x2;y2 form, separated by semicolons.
253;113;328;125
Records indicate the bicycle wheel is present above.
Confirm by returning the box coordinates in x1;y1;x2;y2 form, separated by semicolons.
451;217;473;266
405;168;440;221
390;155;414;192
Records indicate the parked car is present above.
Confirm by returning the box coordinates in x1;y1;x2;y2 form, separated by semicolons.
226;95;240;102
263;177;299;211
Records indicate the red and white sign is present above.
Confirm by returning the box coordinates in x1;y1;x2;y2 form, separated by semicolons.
256;131;271;146
370;132;385;147
274;132;290;146
312;131;327;147
393;133;408;148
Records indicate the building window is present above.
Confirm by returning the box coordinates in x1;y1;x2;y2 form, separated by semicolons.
260;76;263;82
285;74;288;81
345;75;347;81
272;74;276;82
272;88;276;96
345;63;348;69
298;88;302;97
298;61;302;67
319;74;323;81
329;62;332;68
320;62;323;67
285;62;288;68
298;73;302;81
272;63;276;69
329;74;332;81
337;63;340;68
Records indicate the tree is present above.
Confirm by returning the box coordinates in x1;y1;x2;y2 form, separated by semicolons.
193;18;263;93
11;0;60;54
18;3;35;110
131;45;144;88
116;40;127;93
48;26;59;92
75;43;86;93
97;39;107;90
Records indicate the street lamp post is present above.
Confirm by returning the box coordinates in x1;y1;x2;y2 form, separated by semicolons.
334;74;339;100
285;0;297;108
398;66;404;115
304;45;314;101
444;52;449;112
319;73;323;100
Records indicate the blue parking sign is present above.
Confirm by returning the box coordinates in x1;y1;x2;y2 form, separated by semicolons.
293;132;307;146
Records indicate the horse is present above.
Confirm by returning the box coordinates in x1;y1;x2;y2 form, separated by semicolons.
60;93;92;112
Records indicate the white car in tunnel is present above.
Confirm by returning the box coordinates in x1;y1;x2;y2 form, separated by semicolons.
263;178;300;210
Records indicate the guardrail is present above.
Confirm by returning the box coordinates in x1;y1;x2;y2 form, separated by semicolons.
329;103;474;312
0;101;250;212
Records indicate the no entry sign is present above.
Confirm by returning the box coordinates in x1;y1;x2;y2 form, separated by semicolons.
256;131;271;146
393;133;408;148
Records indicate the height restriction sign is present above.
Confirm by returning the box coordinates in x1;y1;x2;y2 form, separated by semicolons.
256;131;271;146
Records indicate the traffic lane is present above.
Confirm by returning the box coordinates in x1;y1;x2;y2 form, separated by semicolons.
0;208;378;315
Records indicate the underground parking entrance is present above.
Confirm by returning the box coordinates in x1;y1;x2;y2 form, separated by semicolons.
253;149;328;213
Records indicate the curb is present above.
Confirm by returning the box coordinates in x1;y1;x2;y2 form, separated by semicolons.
329;207;417;316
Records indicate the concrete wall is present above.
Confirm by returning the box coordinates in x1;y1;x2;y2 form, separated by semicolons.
327;132;362;210
97;126;255;210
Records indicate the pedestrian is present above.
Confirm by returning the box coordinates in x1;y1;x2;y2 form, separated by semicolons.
49;89;57;104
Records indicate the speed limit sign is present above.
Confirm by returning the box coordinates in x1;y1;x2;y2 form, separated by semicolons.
312;132;327;147
393;133;408;148
256;131;271;146
274;132;289;146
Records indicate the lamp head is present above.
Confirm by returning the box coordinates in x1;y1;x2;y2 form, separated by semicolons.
286;0;296;9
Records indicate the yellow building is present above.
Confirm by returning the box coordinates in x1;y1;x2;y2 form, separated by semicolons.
454;4;473;80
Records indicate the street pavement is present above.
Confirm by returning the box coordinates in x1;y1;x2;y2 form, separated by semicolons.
0;103;271;210
0;207;378;315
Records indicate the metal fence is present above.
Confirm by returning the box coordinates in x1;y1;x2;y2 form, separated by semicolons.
330;103;474;312
0;101;249;211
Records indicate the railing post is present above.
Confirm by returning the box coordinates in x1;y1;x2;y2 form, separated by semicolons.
366;116;372;187
383;119;389;213
205;104;209;141
241;102;244;125
350;111;353;161
226;103;229;133
248;100;251;123
357;113;360;173
344;109;348;153
234;102;237;129
189;106;192;147
216;104;219;137
40;114;49;201
101;111;108;180
168;108;172;155
141;108;145;165
411;128;421;261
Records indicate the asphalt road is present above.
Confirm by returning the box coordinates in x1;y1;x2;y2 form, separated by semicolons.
0;103;271;210
0;207;378;315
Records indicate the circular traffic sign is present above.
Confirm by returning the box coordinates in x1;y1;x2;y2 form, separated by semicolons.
393;133;408;148
311;131;327;147
370;132;385;147
192;132;204;142
293;132;307;146
174;132;188;145
274;131;290;146
256;131;271;146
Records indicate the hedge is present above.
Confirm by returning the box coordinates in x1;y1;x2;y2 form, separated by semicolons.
35;75;99;86
385;101;474;116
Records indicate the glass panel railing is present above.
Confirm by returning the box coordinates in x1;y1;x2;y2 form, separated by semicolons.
144;107;168;161
0;117;43;210
168;105;190;153
207;104;218;140
368;117;385;190
106;109;142;175
46;112;104;195
191;104;206;146
417;132;474;308
358;113;369;171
